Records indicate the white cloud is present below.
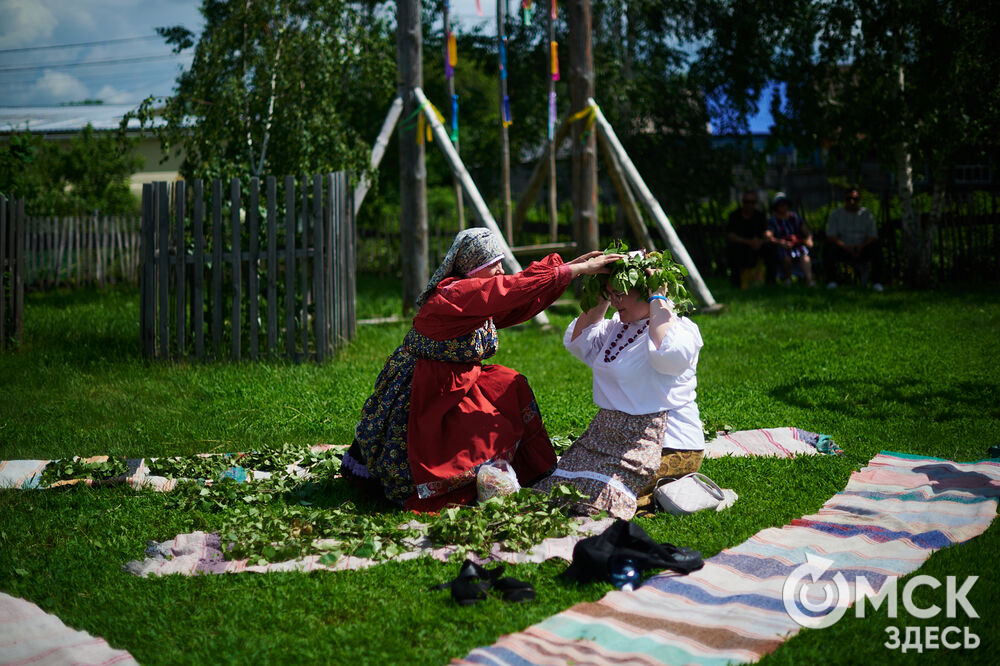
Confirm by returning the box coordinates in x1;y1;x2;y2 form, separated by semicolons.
95;84;135;104
22;70;90;105
0;0;57;49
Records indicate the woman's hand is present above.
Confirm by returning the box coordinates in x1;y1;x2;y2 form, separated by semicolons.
567;252;624;278
645;267;675;347
567;250;603;265
644;267;667;297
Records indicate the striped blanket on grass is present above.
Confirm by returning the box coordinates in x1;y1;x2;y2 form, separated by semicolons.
459;452;1000;665
0;592;139;666
705;427;842;459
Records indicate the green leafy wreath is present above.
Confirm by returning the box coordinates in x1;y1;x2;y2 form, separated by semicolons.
579;240;694;314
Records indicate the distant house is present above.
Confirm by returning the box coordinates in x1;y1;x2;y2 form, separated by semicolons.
0;104;182;199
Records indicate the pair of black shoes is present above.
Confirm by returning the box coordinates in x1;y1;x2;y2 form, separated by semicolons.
432;560;535;605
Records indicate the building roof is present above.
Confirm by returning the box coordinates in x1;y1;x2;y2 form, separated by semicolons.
0;104;166;135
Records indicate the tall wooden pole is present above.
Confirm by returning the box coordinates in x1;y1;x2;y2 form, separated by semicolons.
498;0;513;244
547;0;558;241
397;0;428;314
443;2;466;230
567;0;598;253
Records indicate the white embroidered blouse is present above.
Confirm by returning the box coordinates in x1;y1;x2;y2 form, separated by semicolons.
563;312;705;451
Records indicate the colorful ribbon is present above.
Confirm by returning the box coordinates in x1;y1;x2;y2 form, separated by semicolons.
451;94;459;143
503;95;512;127
568;102;597;142
551;0;557;20
550;41;559;81
548;91;557;140
499;39;507;80
445;31;457;79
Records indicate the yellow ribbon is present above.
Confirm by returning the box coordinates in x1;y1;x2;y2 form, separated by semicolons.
568;102;598;135
416;100;447;145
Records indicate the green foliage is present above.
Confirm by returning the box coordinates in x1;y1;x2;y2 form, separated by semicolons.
39;457;129;486
579;239;694;313
165;476;417;565
425;484;594;560
124;0;396;184
0;124;141;215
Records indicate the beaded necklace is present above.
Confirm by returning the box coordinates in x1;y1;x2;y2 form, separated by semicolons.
603;320;649;362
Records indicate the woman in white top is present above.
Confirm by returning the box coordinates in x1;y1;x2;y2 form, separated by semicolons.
532;269;704;519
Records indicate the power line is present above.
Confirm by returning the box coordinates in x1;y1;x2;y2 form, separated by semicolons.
0;35;163;54
0;53;188;74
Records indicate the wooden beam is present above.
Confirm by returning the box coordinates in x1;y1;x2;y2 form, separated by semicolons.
510;241;577;257
512;113;571;239
589;98;721;311
595;126;657;252
413;86;549;327
354;96;402;216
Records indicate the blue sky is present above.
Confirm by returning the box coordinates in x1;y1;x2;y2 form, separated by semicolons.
0;0;772;132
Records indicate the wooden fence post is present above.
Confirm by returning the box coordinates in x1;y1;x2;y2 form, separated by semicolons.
212;179;223;358
140;185;154;359
248;177;260;360
312;174;326;361
284;176;296;358
1;196;7;351
157;182;169;359
174;181;187;357
266;176;278;355
230;178;242;361
193;180;205;359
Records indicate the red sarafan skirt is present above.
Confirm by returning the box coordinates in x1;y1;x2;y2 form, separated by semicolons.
405;362;556;512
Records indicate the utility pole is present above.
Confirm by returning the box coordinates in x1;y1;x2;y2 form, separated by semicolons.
397;0;428;314
567;0;598;253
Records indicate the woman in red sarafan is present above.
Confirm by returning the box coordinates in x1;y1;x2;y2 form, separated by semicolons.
344;228;620;512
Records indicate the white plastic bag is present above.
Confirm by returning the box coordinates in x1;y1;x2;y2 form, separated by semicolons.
476;460;521;501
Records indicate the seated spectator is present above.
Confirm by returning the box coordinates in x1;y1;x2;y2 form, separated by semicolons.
825;188;884;291
765;192;816;287
725;191;773;288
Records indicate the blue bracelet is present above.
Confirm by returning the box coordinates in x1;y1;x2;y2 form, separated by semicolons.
647;295;668;303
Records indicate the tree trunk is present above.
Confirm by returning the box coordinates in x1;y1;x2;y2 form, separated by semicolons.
397;0;428;313
895;142;933;287
568;0;599;253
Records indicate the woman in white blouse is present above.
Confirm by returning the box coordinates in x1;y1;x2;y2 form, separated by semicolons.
532;270;704;519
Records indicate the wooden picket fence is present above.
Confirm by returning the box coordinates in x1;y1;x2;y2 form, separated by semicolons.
140;173;356;362
1;195;25;351
24;214;141;289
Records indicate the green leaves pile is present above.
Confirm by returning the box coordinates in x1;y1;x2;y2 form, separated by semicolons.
40;457;129;486
165;476;418;566
579;240;694;314
425;484;594;560
146;442;341;480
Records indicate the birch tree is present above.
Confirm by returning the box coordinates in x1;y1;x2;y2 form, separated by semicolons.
125;0;396;183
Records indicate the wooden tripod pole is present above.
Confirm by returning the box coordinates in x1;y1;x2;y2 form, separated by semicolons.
589;98;721;311
414;87;550;327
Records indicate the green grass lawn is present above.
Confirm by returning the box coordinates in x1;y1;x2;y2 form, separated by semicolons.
1;276;998;664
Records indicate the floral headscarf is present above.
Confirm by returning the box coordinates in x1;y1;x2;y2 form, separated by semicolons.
417;228;506;307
